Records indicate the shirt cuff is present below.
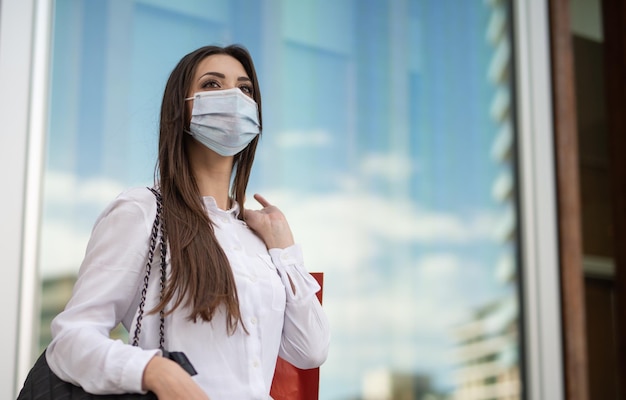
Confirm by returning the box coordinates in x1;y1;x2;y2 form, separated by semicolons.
269;244;321;302
268;243;304;267
120;348;162;393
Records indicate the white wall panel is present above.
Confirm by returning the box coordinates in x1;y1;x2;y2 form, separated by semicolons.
0;0;50;396
0;0;35;397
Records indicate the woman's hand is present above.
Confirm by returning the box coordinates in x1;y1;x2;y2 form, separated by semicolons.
244;193;295;249
143;355;209;400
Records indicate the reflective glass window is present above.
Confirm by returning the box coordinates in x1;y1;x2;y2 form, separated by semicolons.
40;1;521;398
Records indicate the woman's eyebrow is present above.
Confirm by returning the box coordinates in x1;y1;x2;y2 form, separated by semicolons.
198;72;251;82
198;71;225;80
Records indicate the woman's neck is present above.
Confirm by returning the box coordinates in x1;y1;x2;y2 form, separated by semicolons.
187;141;234;210
196;171;232;210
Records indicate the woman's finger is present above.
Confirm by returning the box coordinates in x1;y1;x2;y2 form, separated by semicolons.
253;193;271;208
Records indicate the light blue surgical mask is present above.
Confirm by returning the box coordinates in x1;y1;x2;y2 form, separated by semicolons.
185;88;260;156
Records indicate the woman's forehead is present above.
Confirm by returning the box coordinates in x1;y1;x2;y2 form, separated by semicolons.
195;54;248;78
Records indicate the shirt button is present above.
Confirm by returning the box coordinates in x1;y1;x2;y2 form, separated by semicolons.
233;244;242;252
251;317;258;325
249;275;258;283
252;360;260;368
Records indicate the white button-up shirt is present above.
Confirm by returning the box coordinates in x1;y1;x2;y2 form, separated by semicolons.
46;187;330;399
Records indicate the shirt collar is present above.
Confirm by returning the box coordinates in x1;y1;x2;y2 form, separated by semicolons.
202;196;240;219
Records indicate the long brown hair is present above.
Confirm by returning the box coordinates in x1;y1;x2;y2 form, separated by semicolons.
153;45;262;333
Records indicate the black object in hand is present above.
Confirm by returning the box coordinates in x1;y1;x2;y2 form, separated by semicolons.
163;351;198;376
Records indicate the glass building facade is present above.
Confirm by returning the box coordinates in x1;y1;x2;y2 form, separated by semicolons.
35;0;522;398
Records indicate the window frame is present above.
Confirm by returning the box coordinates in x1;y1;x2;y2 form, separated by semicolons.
7;1;566;398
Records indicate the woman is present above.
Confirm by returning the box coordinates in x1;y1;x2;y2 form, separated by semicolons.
46;45;330;399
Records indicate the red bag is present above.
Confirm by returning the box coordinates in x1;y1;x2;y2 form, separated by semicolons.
270;273;324;400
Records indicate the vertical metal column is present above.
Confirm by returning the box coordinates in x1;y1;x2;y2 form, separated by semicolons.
513;0;565;399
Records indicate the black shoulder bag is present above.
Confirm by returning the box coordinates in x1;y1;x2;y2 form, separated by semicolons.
16;188;196;399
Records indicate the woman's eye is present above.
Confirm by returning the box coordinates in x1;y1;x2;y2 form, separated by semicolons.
202;80;220;89
239;85;253;96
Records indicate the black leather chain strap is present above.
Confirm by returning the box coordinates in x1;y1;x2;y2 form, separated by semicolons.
132;188;166;350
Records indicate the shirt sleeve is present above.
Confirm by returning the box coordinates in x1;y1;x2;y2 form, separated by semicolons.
46;188;161;394
269;244;330;369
